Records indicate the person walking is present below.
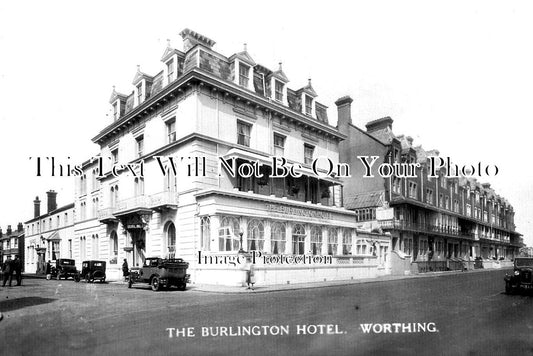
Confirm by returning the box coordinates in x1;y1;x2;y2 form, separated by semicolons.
45;260;52;280
243;257;256;290
13;255;22;286
2;257;13;287
122;259;129;281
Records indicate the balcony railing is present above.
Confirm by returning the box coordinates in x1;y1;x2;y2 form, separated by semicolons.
98;192;178;222
379;219;468;237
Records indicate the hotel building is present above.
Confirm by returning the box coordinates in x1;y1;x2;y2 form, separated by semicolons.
336;99;523;272
67;29;390;284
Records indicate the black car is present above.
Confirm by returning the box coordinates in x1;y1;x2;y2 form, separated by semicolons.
77;260;106;283
50;259;80;281
504;257;533;294
128;257;190;291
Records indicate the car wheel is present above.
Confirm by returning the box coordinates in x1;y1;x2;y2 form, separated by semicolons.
178;282;187;291
74;274;80;283
101;277;106;283
56;274;61;281
151;276;161;291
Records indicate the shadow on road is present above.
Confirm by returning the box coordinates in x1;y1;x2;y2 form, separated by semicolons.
0;297;56;312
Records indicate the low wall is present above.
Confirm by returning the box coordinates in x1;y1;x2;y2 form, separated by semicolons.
191;256;382;286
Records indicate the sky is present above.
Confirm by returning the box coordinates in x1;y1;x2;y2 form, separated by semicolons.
0;1;532;246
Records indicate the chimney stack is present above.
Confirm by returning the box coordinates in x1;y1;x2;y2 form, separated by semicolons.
47;190;58;213
7;225;12;235
365;117;393;133
17;222;23;232
0;228;3;237
179;28;216;52
335;96;353;128
34;196;41;218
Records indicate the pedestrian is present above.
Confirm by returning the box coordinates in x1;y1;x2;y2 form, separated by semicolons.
45;260;52;280
122;259;129;281
243;257;255;290
13;255;22;286
2;257;13;287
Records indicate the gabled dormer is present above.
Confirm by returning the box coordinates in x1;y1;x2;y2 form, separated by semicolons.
299;79;318;117
132;65;153;107
109;86;127;121
161;39;185;86
270;62;289;105
229;44;256;91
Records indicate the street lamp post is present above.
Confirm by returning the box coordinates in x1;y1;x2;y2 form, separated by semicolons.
238;228;245;253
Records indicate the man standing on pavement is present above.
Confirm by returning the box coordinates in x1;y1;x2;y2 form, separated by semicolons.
13;255;22;286
2;256;13;287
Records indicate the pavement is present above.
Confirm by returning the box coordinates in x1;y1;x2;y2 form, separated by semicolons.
21;266;509;294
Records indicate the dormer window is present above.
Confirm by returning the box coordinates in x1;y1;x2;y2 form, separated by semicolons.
167;59;175;83
137;83;143;105
275;80;284;102
305;95;313;115
239;64;250;87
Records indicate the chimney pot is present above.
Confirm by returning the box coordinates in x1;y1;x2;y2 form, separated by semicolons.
7;225;12;235
17;222;23;232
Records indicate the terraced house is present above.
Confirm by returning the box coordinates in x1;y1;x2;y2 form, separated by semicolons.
69;28;390;284
336;100;523;273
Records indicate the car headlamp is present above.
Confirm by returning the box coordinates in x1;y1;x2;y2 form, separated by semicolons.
514;270;520;276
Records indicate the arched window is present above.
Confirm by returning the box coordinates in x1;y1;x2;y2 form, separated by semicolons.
110;185;119;207
219;217;240;252
200;216;211;250
91;234;99;259
292;224;306;255
166;222;176;258
110;230;118;264
310;226;322;255
327;228;337;255
271;222;286;254
247;220;264;251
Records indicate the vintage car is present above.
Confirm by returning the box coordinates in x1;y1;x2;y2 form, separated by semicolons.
128;257;190;291
50;259;80;281
504;257;533;294
76;260;106;283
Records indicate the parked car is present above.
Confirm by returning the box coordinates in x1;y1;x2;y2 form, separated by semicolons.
504;257;533;294
50;259;80;281
128;257;190;291
76;260;106;283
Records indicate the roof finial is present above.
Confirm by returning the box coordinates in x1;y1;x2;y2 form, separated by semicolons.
243;43;247;52
137;65;141;72
167;39;171;47
278;62;282;71
308;78;312;86
112;85;116;91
